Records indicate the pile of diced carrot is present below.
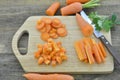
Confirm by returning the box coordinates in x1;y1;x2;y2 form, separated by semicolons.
36;17;67;41
74;37;107;64
34;38;67;66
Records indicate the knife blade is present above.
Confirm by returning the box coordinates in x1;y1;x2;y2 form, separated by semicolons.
80;10;120;65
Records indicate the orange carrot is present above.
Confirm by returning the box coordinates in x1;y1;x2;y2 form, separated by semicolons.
61;1;100;15
79;40;87;60
38;57;44;64
46;24;52;33
74;41;86;61
85;44;95;64
57;28;67;37
49;32;58;39
52;18;61;28
36;22;45;30
98;41;107;57
46;2;60;16
76;13;93;37
93;44;102;64
61;2;82;16
34;51;41;59
51;60;57;66
23;73;74;80
66;0;90;5
96;44;105;62
41;32;50;41
56;56;62;64
39;27;46;33
41;18;52;24
74;41;84;61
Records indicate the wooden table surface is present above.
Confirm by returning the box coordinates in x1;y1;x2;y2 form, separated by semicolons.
0;0;120;80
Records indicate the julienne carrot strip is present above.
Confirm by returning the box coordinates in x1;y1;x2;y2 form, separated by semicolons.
46;2;60;16
76;13;93;37
85;44;95;64
79;40;87;60
92;44;102;64
96;44;105;62
98;41;107;57
74;41;85;61
66;0;90;5
23;73;75;80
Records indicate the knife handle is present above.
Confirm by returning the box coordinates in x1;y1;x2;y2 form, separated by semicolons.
99;35;120;65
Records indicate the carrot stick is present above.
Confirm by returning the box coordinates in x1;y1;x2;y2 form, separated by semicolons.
96;44;105;62
76;13;93;37
79;40;87;60
61;2;82;16
85;43;95;64
74;41;86;61
23;73;74;80
46;2;60;16
98;41;107;57
93;44;102;64
66;0;90;5
41;18;52;24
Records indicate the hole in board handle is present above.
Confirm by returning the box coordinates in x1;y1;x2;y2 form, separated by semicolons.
18;31;29;55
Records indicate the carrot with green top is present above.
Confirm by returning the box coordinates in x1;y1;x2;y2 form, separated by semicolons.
66;0;90;5
61;0;100;16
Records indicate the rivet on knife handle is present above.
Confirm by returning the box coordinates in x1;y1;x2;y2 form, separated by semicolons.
99;35;120;64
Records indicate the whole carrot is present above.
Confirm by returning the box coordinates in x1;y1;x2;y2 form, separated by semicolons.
61;0;100;16
23;73;74;80
46;2;60;16
76;13;93;37
66;0;90;5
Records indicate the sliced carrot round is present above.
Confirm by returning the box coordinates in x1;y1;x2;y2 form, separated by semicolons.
57;28;67;37
52;18;61;26
41;32;50;41
41;17;52;24
36;22;45;30
37;19;42;25
39;27;46;33
46;24;52;33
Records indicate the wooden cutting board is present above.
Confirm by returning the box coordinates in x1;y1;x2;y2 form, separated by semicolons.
12;16;114;74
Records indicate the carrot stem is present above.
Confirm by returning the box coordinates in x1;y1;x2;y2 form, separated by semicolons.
82;0;100;8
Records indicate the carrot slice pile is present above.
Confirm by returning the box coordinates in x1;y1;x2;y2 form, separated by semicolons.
74;37;107;64
34;39;67;66
36;17;68;41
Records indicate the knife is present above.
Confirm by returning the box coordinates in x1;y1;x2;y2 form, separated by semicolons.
80;10;120;65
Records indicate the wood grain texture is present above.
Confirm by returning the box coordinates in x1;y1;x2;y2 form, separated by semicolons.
12;16;113;73
0;0;120;80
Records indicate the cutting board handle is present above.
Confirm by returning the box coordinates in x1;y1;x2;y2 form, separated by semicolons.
12;28;29;57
